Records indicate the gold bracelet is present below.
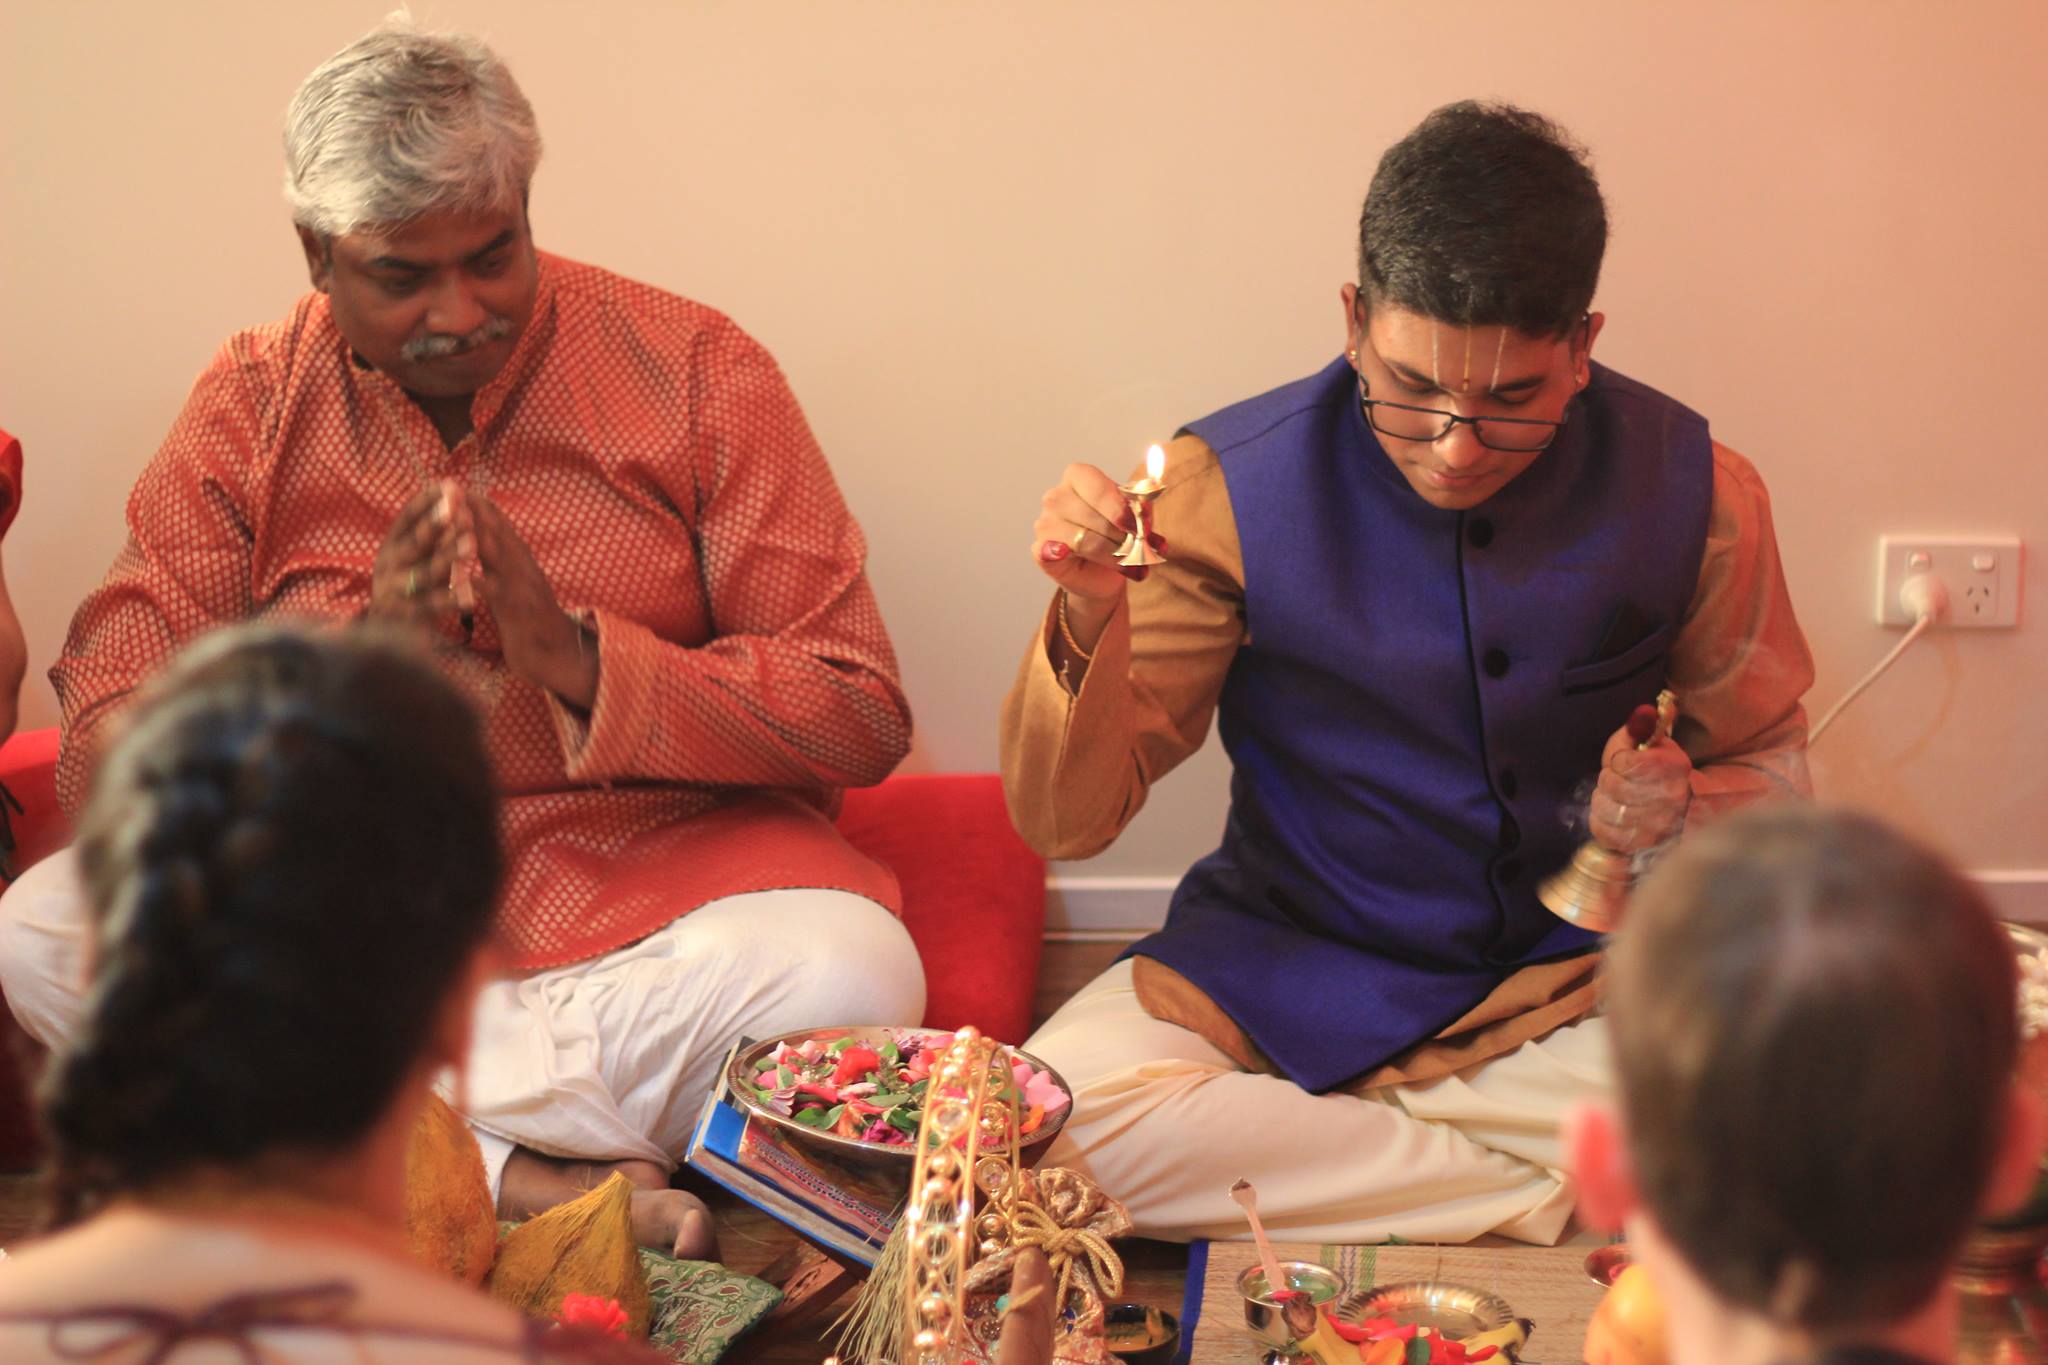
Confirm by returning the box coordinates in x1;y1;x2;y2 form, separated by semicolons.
1055;591;1095;663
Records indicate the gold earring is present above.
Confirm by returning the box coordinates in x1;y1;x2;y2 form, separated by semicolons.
1347;348;1358;363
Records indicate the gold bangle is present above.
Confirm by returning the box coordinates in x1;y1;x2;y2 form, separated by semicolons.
1055;591;1095;663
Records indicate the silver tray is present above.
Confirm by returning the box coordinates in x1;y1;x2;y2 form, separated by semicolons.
1336;1280;1515;1339
725;1025;1071;1183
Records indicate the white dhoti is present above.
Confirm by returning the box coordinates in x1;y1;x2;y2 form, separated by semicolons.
1025;959;1608;1245
456;886;925;1195
0;853;927;1199
0;849;91;1049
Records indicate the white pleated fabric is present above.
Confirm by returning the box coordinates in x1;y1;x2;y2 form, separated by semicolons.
0;858;926;1203
452;886;925;1196
1025;959;1608;1246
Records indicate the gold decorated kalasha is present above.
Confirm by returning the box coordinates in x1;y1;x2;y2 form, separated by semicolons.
903;1027;1017;1365
835;1026;1129;1365
964;1167;1130;1347
1537;689;1678;934
1115;444;1168;569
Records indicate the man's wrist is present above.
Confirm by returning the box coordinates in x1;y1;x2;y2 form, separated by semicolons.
532;612;599;710
1060;591;1118;656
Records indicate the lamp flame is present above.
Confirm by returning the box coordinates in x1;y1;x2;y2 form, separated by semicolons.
1145;443;1165;483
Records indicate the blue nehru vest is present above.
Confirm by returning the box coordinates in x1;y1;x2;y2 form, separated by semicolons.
1126;356;1714;1093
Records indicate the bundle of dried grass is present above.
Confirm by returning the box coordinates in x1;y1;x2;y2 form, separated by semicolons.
485;1170;652;1337
831;1219;911;1365
402;1094;498;1285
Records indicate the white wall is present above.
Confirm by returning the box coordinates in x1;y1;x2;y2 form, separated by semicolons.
4;1;2044;902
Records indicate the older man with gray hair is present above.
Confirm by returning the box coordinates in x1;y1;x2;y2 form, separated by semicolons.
0;19;925;1257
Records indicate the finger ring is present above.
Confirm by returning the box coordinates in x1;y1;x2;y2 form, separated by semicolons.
405;568;420;598
1615;803;1630;825
1071;526;1089;551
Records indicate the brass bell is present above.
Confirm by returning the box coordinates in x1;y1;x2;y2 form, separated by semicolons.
1537;689;1678;934
1537;841;1635;932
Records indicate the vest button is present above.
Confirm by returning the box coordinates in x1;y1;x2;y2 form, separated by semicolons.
1467;518;1494;548
1499;814;1521;850
1482;648;1510;678
1498;768;1519;798
1497;857;1524;884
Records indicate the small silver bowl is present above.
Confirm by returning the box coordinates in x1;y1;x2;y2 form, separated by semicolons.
1238;1261;1346;1365
1336;1280;1516;1339
1584;1243;1633;1287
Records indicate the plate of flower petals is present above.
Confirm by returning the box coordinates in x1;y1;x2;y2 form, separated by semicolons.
726;1025;1073;1179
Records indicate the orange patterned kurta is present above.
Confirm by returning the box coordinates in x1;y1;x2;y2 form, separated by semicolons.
50;254;910;967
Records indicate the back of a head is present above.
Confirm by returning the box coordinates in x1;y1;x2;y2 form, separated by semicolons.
283;17;542;239
1608;805;2016;1331
1359;100;1606;336
40;624;502;1226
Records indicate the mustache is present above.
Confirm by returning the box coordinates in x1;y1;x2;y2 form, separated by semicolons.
401;315;514;363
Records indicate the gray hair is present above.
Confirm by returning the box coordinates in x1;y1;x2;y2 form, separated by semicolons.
283;18;542;239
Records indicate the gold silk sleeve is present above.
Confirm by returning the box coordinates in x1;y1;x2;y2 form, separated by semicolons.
998;435;1247;860
1672;442;1817;827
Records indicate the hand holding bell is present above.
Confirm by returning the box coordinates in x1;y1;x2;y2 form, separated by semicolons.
1538;690;1680;933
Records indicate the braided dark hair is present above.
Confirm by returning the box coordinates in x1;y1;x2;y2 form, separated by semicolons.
37;623;501;1227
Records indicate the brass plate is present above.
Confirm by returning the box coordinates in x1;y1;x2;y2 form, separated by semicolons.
1336;1281;1514;1339
726;1025;1071;1179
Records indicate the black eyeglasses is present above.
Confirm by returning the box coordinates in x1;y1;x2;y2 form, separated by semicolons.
1351;309;1585;453
1356;375;1570;453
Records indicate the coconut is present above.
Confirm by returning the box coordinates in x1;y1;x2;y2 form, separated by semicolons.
485;1170;652;1337
402;1093;498;1285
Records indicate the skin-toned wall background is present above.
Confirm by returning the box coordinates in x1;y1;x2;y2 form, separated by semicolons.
3;1;2044;911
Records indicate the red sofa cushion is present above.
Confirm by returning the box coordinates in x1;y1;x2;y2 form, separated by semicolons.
0;731;1046;1171
1;726;60;877
836;772;1046;1046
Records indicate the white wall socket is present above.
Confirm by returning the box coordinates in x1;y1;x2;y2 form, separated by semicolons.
1875;534;2022;627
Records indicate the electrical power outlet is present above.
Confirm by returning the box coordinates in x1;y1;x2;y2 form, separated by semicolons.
1875;534;2023;627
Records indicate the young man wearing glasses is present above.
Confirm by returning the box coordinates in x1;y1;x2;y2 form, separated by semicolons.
1001;102;1813;1244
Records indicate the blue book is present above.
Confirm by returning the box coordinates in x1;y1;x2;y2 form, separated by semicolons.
684;1039;904;1268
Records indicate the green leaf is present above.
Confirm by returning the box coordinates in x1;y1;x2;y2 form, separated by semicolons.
792;1107;833;1128
910;1078;931;1101
879;1040;901;1065
826;1037;856;1057
1404;1335;1432;1365
886;1107;924;1136
775;1067;795;1088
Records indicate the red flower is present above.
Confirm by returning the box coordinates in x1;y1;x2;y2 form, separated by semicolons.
1324;1312;1373;1344
831;1046;883;1086
558;1293;630;1337
795;1080;842;1106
